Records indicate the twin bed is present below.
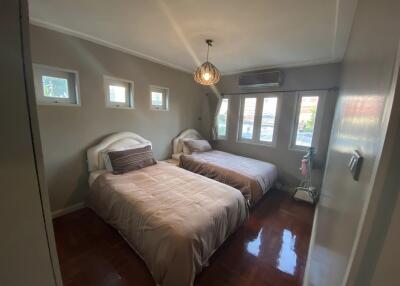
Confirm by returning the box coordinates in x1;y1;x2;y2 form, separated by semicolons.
87;131;277;286
172;129;277;206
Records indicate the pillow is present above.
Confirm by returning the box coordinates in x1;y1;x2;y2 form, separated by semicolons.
180;138;193;154
183;139;212;153
101;150;114;171
100;143;151;171
108;145;157;174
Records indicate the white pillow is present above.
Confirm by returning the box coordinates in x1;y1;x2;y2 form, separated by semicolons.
101;150;114;171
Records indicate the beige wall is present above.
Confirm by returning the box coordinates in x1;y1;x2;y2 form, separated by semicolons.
0;1;59;285
30;25;205;212
305;0;400;285
205;63;340;187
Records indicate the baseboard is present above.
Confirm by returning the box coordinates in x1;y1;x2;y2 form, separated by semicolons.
52;202;85;218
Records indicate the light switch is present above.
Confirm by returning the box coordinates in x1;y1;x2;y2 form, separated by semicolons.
348;150;363;181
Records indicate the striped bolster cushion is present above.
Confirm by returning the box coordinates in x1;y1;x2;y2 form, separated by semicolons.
108;145;157;174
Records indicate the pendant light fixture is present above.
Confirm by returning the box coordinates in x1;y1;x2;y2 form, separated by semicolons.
194;39;221;85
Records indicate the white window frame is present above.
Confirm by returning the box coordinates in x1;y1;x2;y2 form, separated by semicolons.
33;64;80;106
237;93;281;147
104;76;134;109
216;96;230;140
149;85;169;111
289;90;326;152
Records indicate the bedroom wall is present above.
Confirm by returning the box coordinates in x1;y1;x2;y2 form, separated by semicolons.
0;1;59;284
30;25;205;213
304;0;400;285
204;63;341;188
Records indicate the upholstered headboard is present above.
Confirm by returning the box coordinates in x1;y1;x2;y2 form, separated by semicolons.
87;132;151;172
172;129;203;155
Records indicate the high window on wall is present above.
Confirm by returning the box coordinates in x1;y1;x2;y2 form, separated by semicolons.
104;76;134;109
150;85;169;111
33;64;80;106
216;97;230;139
238;94;279;145
291;91;323;150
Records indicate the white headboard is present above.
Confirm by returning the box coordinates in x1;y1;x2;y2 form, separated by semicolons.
172;129;203;155
87;132;151;172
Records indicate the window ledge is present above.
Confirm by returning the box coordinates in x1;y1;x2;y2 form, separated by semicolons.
289;145;318;154
106;106;135;110
237;139;276;148
37;102;81;107
150;108;169;111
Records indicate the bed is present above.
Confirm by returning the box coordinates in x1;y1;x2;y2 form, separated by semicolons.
86;132;248;286
172;129;278;207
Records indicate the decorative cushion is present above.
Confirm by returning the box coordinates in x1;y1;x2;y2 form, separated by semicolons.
180;138;193;154
183;139;212;153
108;145;157;174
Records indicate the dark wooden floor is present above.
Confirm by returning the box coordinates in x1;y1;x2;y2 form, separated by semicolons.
53;189;315;286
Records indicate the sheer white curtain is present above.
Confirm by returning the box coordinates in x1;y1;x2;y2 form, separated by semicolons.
211;96;223;140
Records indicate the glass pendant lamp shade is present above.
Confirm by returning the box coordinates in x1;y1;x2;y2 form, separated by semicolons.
194;40;221;85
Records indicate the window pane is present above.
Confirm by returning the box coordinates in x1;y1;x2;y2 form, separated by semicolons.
217;98;229;137
151;91;163;107
241;97;257;140
42;76;69;98
260;97;277;142
295;96;319;147
109;85;126;103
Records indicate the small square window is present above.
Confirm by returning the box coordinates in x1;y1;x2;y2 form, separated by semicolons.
33;64;79;106
104;76;134;108
150;85;169;111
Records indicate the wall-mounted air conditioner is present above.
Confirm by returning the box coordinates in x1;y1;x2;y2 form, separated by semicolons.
238;70;282;88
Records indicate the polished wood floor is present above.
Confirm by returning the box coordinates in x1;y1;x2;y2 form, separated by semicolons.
53;189;315;286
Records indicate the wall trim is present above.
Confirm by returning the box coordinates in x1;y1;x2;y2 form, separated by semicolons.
52;202;85;218
30;7;352;76
29;18;193;74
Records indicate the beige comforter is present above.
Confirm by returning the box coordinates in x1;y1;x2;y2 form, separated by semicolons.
179;150;278;207
88;162;248;286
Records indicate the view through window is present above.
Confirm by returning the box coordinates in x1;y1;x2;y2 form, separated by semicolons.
241;97;257;140
295;96;319;147
217;98;229;138
109;85;126;103
151;91;163;107
260;97;278;142
42;76;69;98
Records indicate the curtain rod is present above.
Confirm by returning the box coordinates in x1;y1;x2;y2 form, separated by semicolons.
220;87;338;96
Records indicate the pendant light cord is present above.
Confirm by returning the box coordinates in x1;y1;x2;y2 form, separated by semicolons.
205;39;212;62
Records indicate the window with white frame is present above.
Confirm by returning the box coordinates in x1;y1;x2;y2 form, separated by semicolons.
150;85;169;110
291;92;320;149
216;97;229;139
238;94;279;145
33;64;79;106
104;76;134;108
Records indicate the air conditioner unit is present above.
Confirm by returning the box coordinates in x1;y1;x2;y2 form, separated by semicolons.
238;70;282;88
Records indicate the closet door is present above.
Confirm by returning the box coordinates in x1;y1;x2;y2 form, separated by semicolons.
0;1;59;285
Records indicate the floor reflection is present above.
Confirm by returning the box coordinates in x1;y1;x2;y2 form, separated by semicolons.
278;229;297;275
246;228;263;257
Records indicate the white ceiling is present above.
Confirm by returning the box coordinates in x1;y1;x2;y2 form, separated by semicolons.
28;0;357;74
